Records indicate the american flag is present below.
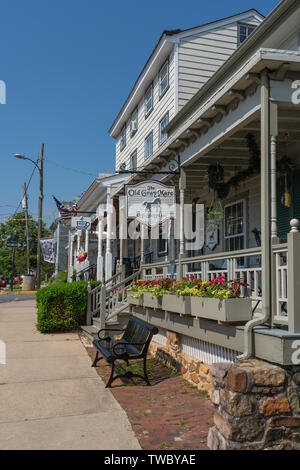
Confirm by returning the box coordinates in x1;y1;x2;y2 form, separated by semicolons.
52;195;78;220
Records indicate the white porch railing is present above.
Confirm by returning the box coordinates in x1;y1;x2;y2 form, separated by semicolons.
142;244;288;326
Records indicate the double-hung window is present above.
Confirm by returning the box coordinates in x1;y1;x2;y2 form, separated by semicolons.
159;112;169;146
145;131;153;159
120;124;126;151
158;224;168;256
130;107;138;137
224;200;246;251
144;84;153;117
238;23;256;45
159;59;169;98
130;150;137;171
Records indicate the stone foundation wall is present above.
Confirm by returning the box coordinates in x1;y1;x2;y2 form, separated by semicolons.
208;359;300;450
150;330;300;450
149;331;214;399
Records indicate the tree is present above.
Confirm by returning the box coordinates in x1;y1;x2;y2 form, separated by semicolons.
0;212;54;281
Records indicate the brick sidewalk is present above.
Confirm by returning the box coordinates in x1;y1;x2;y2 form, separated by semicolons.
86;346;214;450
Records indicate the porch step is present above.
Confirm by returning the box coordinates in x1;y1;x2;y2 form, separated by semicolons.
80;325;99;342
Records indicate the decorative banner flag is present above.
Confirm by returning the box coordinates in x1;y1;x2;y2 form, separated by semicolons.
40;238;55;263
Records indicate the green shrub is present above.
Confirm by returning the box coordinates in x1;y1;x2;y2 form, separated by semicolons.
36;280;100;333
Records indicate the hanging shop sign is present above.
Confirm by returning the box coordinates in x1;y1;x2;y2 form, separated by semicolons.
71;216;91;231
125;180;176;227
206;223;219;251
40;238;55;263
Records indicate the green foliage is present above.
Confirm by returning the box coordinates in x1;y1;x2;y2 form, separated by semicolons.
36;280;100;333
48;271;68;285
0;212;53;280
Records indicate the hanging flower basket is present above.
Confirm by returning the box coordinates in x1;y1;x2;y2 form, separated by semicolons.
207;208;223;224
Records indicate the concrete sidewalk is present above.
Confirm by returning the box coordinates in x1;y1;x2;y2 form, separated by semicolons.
0;299;140;450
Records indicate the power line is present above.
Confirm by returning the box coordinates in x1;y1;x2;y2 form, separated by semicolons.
44;158;98;178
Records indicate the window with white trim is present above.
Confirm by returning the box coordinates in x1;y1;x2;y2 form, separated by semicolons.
130;107;138;137
224;200;246;251
158;224;168;256
159;112;169;145
130;150;137;170
159;59;169;98
144;131;153;159
238;23;256;45
120;124;126;151
144;84;153;117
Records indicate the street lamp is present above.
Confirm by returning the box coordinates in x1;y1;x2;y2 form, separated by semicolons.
13;144;44;288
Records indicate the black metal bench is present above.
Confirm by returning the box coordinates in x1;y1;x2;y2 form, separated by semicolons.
91;316;158;388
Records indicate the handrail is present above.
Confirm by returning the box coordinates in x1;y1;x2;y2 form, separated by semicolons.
72;263;96;281
89;268;123;294
141;244;288;269
106;270;141;295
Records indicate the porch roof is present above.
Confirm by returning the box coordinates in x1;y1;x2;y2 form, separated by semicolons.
112;47;300;196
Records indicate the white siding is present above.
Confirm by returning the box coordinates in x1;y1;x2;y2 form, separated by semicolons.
116;51;175;171
178;16;261;110
280;32;299;51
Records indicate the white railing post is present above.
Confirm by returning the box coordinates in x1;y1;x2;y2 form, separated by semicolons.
100;284;107;330
86;281;92;326
288;219;300;332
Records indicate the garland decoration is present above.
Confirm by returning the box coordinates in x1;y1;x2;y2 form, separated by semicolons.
205;133;260;199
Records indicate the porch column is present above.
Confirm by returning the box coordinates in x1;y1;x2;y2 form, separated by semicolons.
119;195;126;276
237;70;271;361
169;218;176;278
270;102;278;240
105;185;113;281
84;228;89;259
55;221;60;277
77;230;81;252
97;205;104;282
288;219;300;333
140;224;146;278
178;170;186;280
67;230;73;282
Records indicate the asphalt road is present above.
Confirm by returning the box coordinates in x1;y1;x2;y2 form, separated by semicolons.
0;293;36;303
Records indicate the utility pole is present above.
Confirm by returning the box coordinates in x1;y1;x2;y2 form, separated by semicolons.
14;144;44;289
36;143;44;289
23;182;30;274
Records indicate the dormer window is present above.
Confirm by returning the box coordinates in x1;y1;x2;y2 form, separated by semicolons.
238;23;256;45
144;84;153;117
130;108;138;137
120;124;126;151
159;59;169;98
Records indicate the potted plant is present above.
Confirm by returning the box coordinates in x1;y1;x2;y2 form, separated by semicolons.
188;276;251;322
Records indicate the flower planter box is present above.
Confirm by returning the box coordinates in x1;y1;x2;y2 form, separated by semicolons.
128;292;143;306
161;294;191;315
143;293;163;309
190;297;252;322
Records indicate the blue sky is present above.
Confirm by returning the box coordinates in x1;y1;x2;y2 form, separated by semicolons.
0;0;279;226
